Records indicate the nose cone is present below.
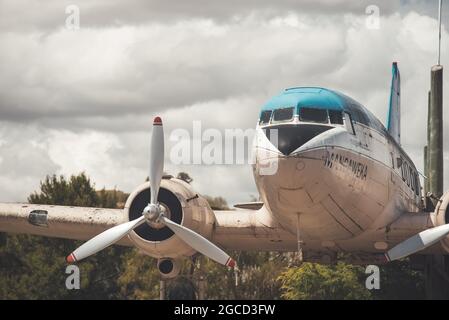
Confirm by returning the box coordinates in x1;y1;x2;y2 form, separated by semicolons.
263;124;333;155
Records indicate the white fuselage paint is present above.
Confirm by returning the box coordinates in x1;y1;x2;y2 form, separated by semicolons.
252;121;424;256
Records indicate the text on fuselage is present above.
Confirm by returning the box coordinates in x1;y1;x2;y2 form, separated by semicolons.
324;152;368;180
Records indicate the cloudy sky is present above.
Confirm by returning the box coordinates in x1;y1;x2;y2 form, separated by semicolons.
0;0;448;205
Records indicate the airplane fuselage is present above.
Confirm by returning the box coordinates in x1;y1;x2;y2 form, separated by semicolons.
251;87;423;256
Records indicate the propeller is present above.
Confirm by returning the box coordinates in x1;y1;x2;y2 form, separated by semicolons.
67;216;146;262
385;223;449;262
67;117;235;268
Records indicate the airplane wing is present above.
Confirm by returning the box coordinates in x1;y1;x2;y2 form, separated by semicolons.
212;206;295;251
233;202;264;210
0;201;294;252
0;202;133;246
0;201;445;264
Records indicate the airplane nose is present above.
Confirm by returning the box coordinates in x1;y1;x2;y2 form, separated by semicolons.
263;124;333;155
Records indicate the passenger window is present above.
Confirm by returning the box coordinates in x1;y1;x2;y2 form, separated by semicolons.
299;107;328;123
273;107;294;121
329;110;343;125
260;110;272;124
344;112;355;135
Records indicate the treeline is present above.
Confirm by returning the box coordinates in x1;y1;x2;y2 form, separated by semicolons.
0;173;425;299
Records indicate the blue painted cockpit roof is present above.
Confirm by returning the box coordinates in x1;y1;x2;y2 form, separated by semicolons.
262;87;345;112
261;87;387;134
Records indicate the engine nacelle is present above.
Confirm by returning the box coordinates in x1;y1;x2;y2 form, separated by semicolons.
124;177;215;259
432;190;449;253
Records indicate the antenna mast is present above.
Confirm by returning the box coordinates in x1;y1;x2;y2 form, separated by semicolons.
438;0;443;65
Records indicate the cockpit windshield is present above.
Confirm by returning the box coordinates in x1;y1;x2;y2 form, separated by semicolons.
260;110;272;124
273;107;294;122
260;106;346;127
299;107;327;123
328;110;343;125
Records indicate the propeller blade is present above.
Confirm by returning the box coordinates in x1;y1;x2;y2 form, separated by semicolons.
149;116;164;205
386;224;449;261
67;216;146;263
160;215;236;267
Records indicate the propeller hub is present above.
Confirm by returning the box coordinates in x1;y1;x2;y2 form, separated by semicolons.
143;203;160;221
143;203;170;229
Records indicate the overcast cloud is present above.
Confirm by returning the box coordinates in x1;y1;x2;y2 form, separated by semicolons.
0;0;448;204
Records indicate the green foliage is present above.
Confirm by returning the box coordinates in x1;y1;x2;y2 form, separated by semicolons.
0;173;127;299
97;188;129;209
203;252;285;299
28;173;99;206
373;260;425;299
0;234;80;299
278;262;372;300
115;250;160;300
278;259;426;300
167;276;197;300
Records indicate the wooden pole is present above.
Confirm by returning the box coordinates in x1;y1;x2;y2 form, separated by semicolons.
429;65;444;199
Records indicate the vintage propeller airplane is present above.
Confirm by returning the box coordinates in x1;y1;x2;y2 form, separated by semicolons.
1;62;448;278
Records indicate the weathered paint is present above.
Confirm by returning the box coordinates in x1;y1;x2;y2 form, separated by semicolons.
0;203;132;246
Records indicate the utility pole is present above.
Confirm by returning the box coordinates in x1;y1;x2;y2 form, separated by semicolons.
424;91;430;200
425;0;449;300
429;65;444;200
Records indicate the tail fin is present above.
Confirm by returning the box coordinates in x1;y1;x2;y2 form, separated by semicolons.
387;62;401;144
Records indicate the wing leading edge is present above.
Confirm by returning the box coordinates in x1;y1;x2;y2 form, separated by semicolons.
0;203;133;246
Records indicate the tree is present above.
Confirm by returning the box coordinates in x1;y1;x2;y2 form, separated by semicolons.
372;260;425;299
97;188;129;209
201;251;286;299
278;262;372;300
28;173;99;206
0;173;127;299
203;196;229;210
167;276;197;300
115;250;160;300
